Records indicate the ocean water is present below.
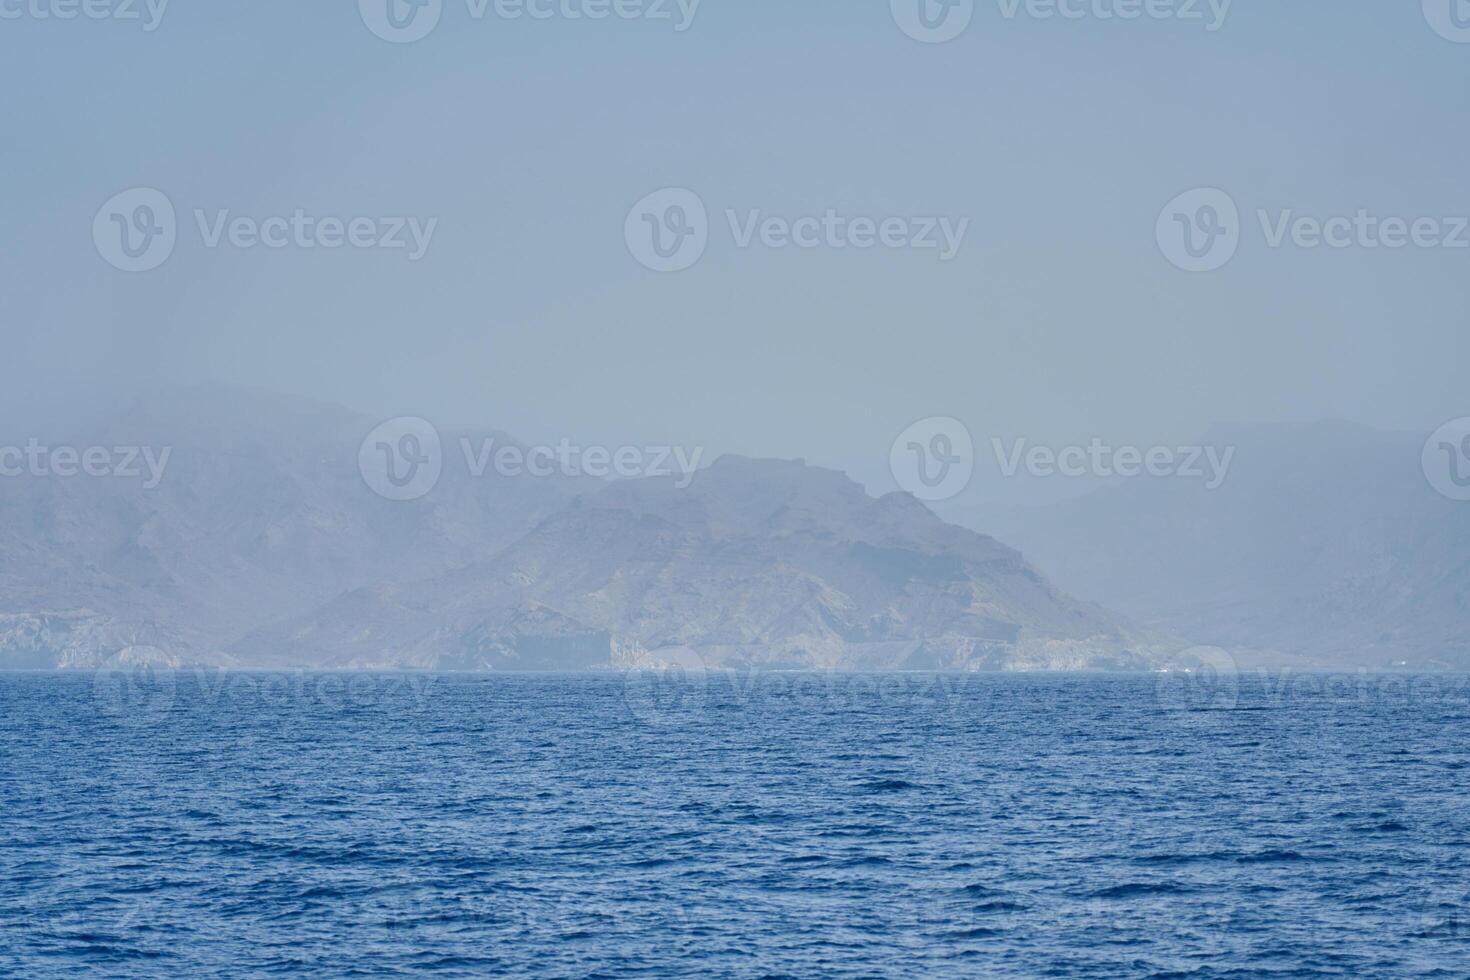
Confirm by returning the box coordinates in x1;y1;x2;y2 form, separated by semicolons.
2;670;1469;978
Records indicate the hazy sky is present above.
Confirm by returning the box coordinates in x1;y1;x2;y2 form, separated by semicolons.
4;0;1468;500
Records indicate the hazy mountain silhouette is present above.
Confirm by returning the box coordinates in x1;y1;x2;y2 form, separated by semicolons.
0;386;580;666
989;421;1470;668
236;455;1155;670
0;386;1161;671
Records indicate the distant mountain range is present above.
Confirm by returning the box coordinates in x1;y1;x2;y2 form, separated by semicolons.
988;421;1470;669
0;387;1160;671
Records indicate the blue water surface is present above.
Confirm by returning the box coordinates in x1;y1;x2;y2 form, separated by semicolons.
2;670;1469;978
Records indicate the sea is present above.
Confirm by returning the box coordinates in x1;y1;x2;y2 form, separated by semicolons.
2;669;1468;978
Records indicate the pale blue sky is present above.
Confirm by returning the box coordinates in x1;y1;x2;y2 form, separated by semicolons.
3;1;1468;501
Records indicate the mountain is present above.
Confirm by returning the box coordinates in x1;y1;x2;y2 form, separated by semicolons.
0;387;1163;671
235;455;1157;670
987;421;1470;669
0;386;581;667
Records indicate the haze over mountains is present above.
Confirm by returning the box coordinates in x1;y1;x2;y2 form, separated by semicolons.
0;387;1155;672
234;454;1151;671
1;388;1463;671
989;421;1470;670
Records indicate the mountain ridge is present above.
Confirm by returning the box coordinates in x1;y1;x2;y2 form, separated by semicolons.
987;418;1470;668
0;386;1169;672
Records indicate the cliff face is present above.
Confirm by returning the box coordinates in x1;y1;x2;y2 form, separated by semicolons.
2;387;1158;671
234;456;1156;671
0;386;580;667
